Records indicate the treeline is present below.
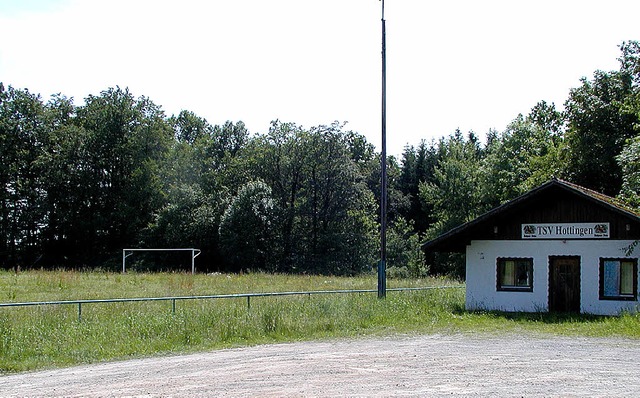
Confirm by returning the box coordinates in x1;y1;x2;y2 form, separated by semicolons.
2;41;640;276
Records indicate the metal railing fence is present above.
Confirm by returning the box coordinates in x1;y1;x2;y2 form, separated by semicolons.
0;285;463;321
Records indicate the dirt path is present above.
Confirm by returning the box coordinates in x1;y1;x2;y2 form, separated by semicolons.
2;333;640;397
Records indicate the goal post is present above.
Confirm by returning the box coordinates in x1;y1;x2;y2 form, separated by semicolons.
122;248;201;274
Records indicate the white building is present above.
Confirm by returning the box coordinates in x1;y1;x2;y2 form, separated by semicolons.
422;179;640;315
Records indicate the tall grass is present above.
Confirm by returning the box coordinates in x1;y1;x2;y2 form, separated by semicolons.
0;269;453;302
1;270;640;374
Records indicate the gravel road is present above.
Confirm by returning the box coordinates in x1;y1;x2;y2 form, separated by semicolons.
2;333;640;397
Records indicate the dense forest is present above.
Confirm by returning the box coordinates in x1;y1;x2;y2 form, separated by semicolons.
2;41;640;277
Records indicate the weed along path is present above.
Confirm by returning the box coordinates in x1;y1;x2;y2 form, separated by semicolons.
2;333;640;397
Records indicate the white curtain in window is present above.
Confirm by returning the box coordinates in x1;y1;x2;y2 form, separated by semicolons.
620;261;634;296
502;261;515;286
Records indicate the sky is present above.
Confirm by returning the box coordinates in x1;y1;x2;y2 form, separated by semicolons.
1;0;639;157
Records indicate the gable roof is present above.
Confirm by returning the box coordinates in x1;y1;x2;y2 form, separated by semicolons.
421;178;640;253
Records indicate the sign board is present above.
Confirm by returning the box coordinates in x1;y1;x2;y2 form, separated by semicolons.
521;223;609;239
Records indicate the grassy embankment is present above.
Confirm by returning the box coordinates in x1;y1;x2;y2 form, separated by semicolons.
1;270;640;373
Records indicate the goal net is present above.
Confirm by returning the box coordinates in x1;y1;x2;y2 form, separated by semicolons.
122;248;201;273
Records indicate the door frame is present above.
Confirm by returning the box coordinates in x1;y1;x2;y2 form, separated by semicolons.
548;255;581;313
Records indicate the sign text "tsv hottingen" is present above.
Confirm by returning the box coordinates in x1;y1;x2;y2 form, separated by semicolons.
521;223;610;239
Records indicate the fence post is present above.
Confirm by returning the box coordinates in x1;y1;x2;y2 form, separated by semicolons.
247;296;251;311
78;302;82;321
172;299;176;314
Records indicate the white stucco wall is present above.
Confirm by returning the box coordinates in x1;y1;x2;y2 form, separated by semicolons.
465;239;640;315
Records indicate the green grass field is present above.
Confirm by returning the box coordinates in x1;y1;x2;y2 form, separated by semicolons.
1;270;640;374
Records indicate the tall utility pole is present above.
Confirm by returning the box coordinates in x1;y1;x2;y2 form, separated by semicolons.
378;0;387;299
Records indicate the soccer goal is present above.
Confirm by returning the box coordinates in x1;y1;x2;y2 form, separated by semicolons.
122;248;201;274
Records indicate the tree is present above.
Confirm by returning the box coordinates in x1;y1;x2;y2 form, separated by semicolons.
169;110;211;145
164;110;213;190
219;180;278;272
617;42;640;208
420;131;486;237
244;121;306;272
564;66;637;196
144;183;226;272
617;136;640;207
1;83;385;273
482;104;564;204
398;140;438;233
0;84;48;269
296;123;377;274
528;100;564;135
243;121;378;275
385;218;427;278
75;87;172;262
37;93;93;265
197;120;249;193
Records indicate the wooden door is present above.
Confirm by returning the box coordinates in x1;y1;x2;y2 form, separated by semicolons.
549;256;581;313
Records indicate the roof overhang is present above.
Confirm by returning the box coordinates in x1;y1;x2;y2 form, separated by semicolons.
421;178;640;254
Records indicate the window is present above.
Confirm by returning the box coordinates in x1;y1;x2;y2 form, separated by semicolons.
497;258;533;292
599;258;637;301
